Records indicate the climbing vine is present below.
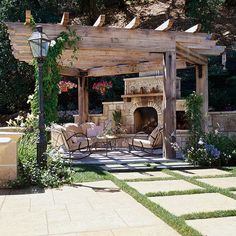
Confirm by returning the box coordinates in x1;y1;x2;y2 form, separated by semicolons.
29;29;80;124
185;91;203;147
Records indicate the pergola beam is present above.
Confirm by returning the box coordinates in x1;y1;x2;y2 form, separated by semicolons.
93;15;105;27
86;58;186;77
125;17;140;29
155;19;174;31
87;60;163;77
176;43;208;65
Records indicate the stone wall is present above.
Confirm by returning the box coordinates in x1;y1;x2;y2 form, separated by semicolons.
209;111;236;136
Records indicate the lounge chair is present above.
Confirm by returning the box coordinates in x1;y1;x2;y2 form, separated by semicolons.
128;126;163;155
51;124;93;159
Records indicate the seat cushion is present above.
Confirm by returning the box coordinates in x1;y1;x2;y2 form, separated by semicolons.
70;138;93;151
64;124;83;134
129;138;152;149
148;126;163;147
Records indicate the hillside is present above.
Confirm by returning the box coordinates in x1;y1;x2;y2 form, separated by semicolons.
74;0;236;47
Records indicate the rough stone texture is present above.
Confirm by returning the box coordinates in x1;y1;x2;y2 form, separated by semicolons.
0;180;180;236
187;216;236;236
127;179;202;194
150;193;236;216
113;171;171;180
209;111;236;133
198;177;236;188
173;168;231;177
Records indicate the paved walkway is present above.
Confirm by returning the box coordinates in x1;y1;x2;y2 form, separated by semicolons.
120;168;236;236
0;180;179;236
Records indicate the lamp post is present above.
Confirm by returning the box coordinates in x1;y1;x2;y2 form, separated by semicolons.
28;25;50;165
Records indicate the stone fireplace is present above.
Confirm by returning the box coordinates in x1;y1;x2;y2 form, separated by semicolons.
134;107;158;133
87;75;185;134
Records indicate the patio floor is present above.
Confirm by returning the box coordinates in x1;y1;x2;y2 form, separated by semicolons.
0;181;179;236
61;149;192;171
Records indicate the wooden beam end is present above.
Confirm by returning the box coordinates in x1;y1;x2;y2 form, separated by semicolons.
60;12;70;27
93;15;106;27
25;10;31;25
125;17;140;29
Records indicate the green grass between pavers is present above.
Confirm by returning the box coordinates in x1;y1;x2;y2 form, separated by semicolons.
222;167;236;175
163;169;236;201
181;209;236;220
72;164;110;182
146;188;214;197
125;176;177;182
72;165;202;236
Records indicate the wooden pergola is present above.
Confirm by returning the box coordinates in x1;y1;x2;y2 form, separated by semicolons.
6;11;225;159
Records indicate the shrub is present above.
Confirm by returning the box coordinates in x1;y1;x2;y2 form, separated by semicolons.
10;122;73;188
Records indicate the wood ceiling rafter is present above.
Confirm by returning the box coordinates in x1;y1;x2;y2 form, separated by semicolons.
93;15;105;27
6;11;225;75
185;24;201;33
125;17;141;29
60;12;70;27
155;19;174;31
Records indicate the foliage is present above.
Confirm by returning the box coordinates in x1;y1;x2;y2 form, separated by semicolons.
186;142;221;167
204;131;236;165
6;113;38;131
0;22;34;114
29;30;80;125
11;130;74;188
112;110;122;125
185;92;203;147
185;0;225;30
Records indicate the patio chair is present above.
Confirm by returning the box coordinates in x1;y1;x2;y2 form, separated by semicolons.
51;124;93;159
128;126;163;155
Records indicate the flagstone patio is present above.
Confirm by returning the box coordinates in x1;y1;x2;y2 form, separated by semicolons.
0;180;179;236
186;216;236;236
127;179;203;194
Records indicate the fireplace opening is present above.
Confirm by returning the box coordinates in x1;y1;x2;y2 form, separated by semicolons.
134;107;158;134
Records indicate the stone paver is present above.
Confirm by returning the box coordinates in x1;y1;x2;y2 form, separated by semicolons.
113;171;171;180
173;168;231;177
150;193;236;216
198;177;236;188
0;180;180;236
127;179;202;194
187;216;236;236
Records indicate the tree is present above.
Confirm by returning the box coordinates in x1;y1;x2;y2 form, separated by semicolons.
185;0;225;30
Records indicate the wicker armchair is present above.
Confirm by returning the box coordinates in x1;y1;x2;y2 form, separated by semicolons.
128;126;163;154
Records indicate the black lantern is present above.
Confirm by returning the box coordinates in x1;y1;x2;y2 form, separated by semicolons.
28;25;50;165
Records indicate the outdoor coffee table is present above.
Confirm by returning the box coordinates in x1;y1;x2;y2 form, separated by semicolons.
93;135;118;156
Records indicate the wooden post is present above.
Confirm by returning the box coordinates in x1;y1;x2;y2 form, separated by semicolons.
195;64;208;132
78;77;82;124
163;52;176;159
83;78;89;122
